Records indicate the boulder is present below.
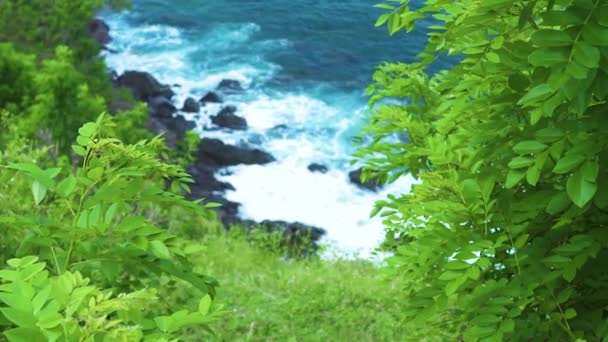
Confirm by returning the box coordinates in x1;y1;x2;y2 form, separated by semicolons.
148;96;176;118
196;138;275;167
307;163;328;174
146;115;195;148
348;167;383;192
88;18;111;48
182;97;200;113
187;163;235;193
116;71;174;101
216;79;244;93
211;106;247;130
200;92;223;104
237;219;326;256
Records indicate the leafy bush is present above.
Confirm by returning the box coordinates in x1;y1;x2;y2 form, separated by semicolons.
361;0;608;340
0;115;223;341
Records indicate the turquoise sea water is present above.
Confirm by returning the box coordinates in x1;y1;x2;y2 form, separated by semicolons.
102;0;447;257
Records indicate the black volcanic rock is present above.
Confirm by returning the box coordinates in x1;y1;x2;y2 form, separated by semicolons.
88;18;111;48
116;71;174;101
200;92;223;103
216;79;244;93
182;97;200;113
148;96;176;118
211;106;247;130
308;163;328;174
348;167;383;192
196;138;275;167
146;115;195;148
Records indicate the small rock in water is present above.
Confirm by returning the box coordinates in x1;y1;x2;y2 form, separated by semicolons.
182;97;200;113
217;79;244;93
196;138;275;167
307;163;329;174
148;96;176;118
211;105;247;130
200;91;223;104
348;167;383;192
116;70;174;101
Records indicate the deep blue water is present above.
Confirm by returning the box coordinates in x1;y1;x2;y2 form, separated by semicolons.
118;0;439;89
102;0;446;257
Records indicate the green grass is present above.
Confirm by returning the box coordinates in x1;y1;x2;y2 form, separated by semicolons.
178;231;410;341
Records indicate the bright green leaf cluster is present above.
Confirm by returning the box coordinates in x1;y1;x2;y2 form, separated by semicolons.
363;0;608;340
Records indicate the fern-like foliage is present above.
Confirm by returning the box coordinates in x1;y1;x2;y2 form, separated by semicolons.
361;0;608;340
0;115;223;341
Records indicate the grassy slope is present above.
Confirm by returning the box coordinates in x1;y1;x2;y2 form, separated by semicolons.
179;233;410;341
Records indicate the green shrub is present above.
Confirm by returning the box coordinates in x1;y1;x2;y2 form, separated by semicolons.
361;0;608;340
0;115;223;340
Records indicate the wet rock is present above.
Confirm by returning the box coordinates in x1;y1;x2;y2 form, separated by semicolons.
116;71;174;101
200;92;223;103
148;96;176;118
182;97;200;113
308;163;328;174
88;18;111;48
232;219;326;256
216;79;244;93
187;163;235;193
211;106;247;130
348;167;383;192
146;115;195;148
196;138;275;167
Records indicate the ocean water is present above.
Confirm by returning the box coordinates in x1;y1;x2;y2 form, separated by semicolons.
101;0;448;258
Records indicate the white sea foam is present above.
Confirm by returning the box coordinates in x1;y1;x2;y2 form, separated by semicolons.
102;11;412;259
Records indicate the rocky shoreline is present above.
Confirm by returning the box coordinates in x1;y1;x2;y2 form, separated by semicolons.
91;17;382;251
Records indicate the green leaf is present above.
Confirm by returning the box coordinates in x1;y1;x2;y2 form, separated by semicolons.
518;84;554;106
486;52;500;63
31;180;47;206
535;128;564;142
564;308;577;320
572;41;600;69
150;240;172;259
104;203;120;224
513;234;529;249
72;145;86;156
531;29;573;47
87;167;103;181
198;295;212;315
506;170;526;188
500;319;515;333
567;169;597;208
582;22;608;46
78;122;98;137
528;47;568;66
76;135;91;146
547;192;571;214
0;308;36;327
439;271;462;281
553;154;585;174
56;176;77;197
3;328;47;342
513;140;547;154
508;156;534;169
154;316;173;333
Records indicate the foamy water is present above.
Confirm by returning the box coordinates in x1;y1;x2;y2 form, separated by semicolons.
102;9;417;258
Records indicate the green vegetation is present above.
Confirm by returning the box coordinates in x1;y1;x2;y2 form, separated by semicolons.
164;233;409;341
360;0;608;340
1;0;607;341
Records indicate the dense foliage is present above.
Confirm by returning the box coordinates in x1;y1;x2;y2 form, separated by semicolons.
360;0;608;340
0;116;223;340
